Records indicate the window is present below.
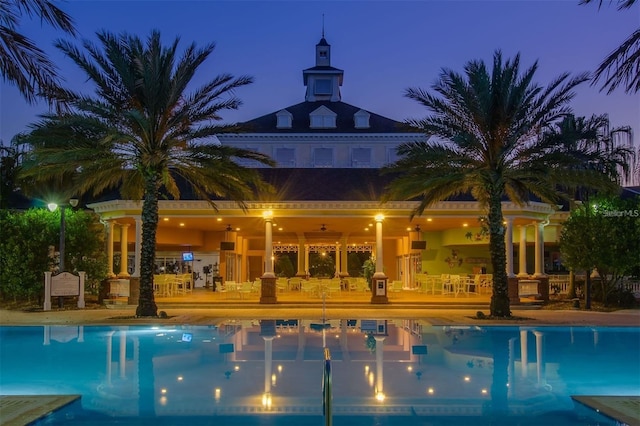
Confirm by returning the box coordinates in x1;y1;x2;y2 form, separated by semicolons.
352;148;371;167
314;79;332;95
276;110;292;129
309;106;337;129
386;147;402;165
313;148;333;167
275;148;295;167
354;110;371;129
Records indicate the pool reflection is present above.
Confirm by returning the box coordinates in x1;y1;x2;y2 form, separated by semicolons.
0;321;637;423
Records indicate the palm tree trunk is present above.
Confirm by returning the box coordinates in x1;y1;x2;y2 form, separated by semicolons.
136;174;159;317
488;192;511;317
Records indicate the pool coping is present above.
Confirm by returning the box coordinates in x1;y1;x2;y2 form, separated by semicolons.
0;394;80;426
571;395;640;425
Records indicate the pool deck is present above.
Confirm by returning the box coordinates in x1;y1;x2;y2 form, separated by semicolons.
1;300;638;326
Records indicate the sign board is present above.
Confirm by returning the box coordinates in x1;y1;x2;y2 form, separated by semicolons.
375;279;386;296
44;271;85;311
51;272;80;296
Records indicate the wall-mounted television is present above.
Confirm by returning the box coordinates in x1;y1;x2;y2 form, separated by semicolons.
411;240;427;250
182;252;194;261
220;242;235;251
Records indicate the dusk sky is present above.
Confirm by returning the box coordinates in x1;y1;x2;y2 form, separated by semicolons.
1;0;638;146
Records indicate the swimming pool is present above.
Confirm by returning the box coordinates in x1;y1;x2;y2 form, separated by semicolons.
1;321;637;425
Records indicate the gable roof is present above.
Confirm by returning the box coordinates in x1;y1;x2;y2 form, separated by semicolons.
242;101;415;134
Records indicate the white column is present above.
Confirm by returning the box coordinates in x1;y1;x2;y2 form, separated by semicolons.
264;336;274;393
118;224;130;278
106;330;115;386
340;238;349;276
262;213;275;278
119;328;127;378
334;243;340;278
297;238;306;276
374;335;386;399
520;329;528;378
533;330;546;388
534;221;545;277
517;226;528;277
505;217;515;278
107;221;116;278
133;216;142;277
374;215;385;277
305;244;310;276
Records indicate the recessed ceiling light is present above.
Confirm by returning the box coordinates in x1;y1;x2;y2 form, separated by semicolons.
179;223;185;227
163;218;169;222
216;218;222;222
427;218;433;222
463;223;468;227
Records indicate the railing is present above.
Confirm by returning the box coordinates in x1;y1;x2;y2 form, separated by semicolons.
323;347;332;426
548;275;640;296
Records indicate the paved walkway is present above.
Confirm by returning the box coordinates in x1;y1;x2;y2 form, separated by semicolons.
1;304;638;326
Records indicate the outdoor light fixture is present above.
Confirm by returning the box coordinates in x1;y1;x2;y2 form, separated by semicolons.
375;214;384;222
47;198;79;274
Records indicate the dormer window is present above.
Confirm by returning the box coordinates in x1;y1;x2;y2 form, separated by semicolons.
309;105;336;129
276;109;293;129
354;109;370;129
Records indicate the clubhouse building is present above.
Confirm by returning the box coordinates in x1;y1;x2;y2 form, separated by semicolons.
88;36;568;303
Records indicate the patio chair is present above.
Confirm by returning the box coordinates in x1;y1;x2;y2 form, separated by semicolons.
326;279;342;297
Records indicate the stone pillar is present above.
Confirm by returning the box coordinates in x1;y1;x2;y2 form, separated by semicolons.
107;221;116;278
517;225;528;277
371;214;388;304
260;211;277;304
534;221;545;277
334;243;341;278
118;224;130;278
505;217;515;278
133;216;142;277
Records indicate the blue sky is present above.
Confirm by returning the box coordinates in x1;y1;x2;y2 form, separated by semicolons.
1;0;638;145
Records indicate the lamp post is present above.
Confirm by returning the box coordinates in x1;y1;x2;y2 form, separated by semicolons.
47;198;79;273
48;198;78;308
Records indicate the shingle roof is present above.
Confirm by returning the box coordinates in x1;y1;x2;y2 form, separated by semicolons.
242;101;415;134
303;66;343;72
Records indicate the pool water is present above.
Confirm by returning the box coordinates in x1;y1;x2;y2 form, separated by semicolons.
0;321;638;425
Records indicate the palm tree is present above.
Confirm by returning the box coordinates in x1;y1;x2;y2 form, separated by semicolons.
382;51;618;317
580;0;639;93
544;114;634;299
19;30;275;317
0;0;76;103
